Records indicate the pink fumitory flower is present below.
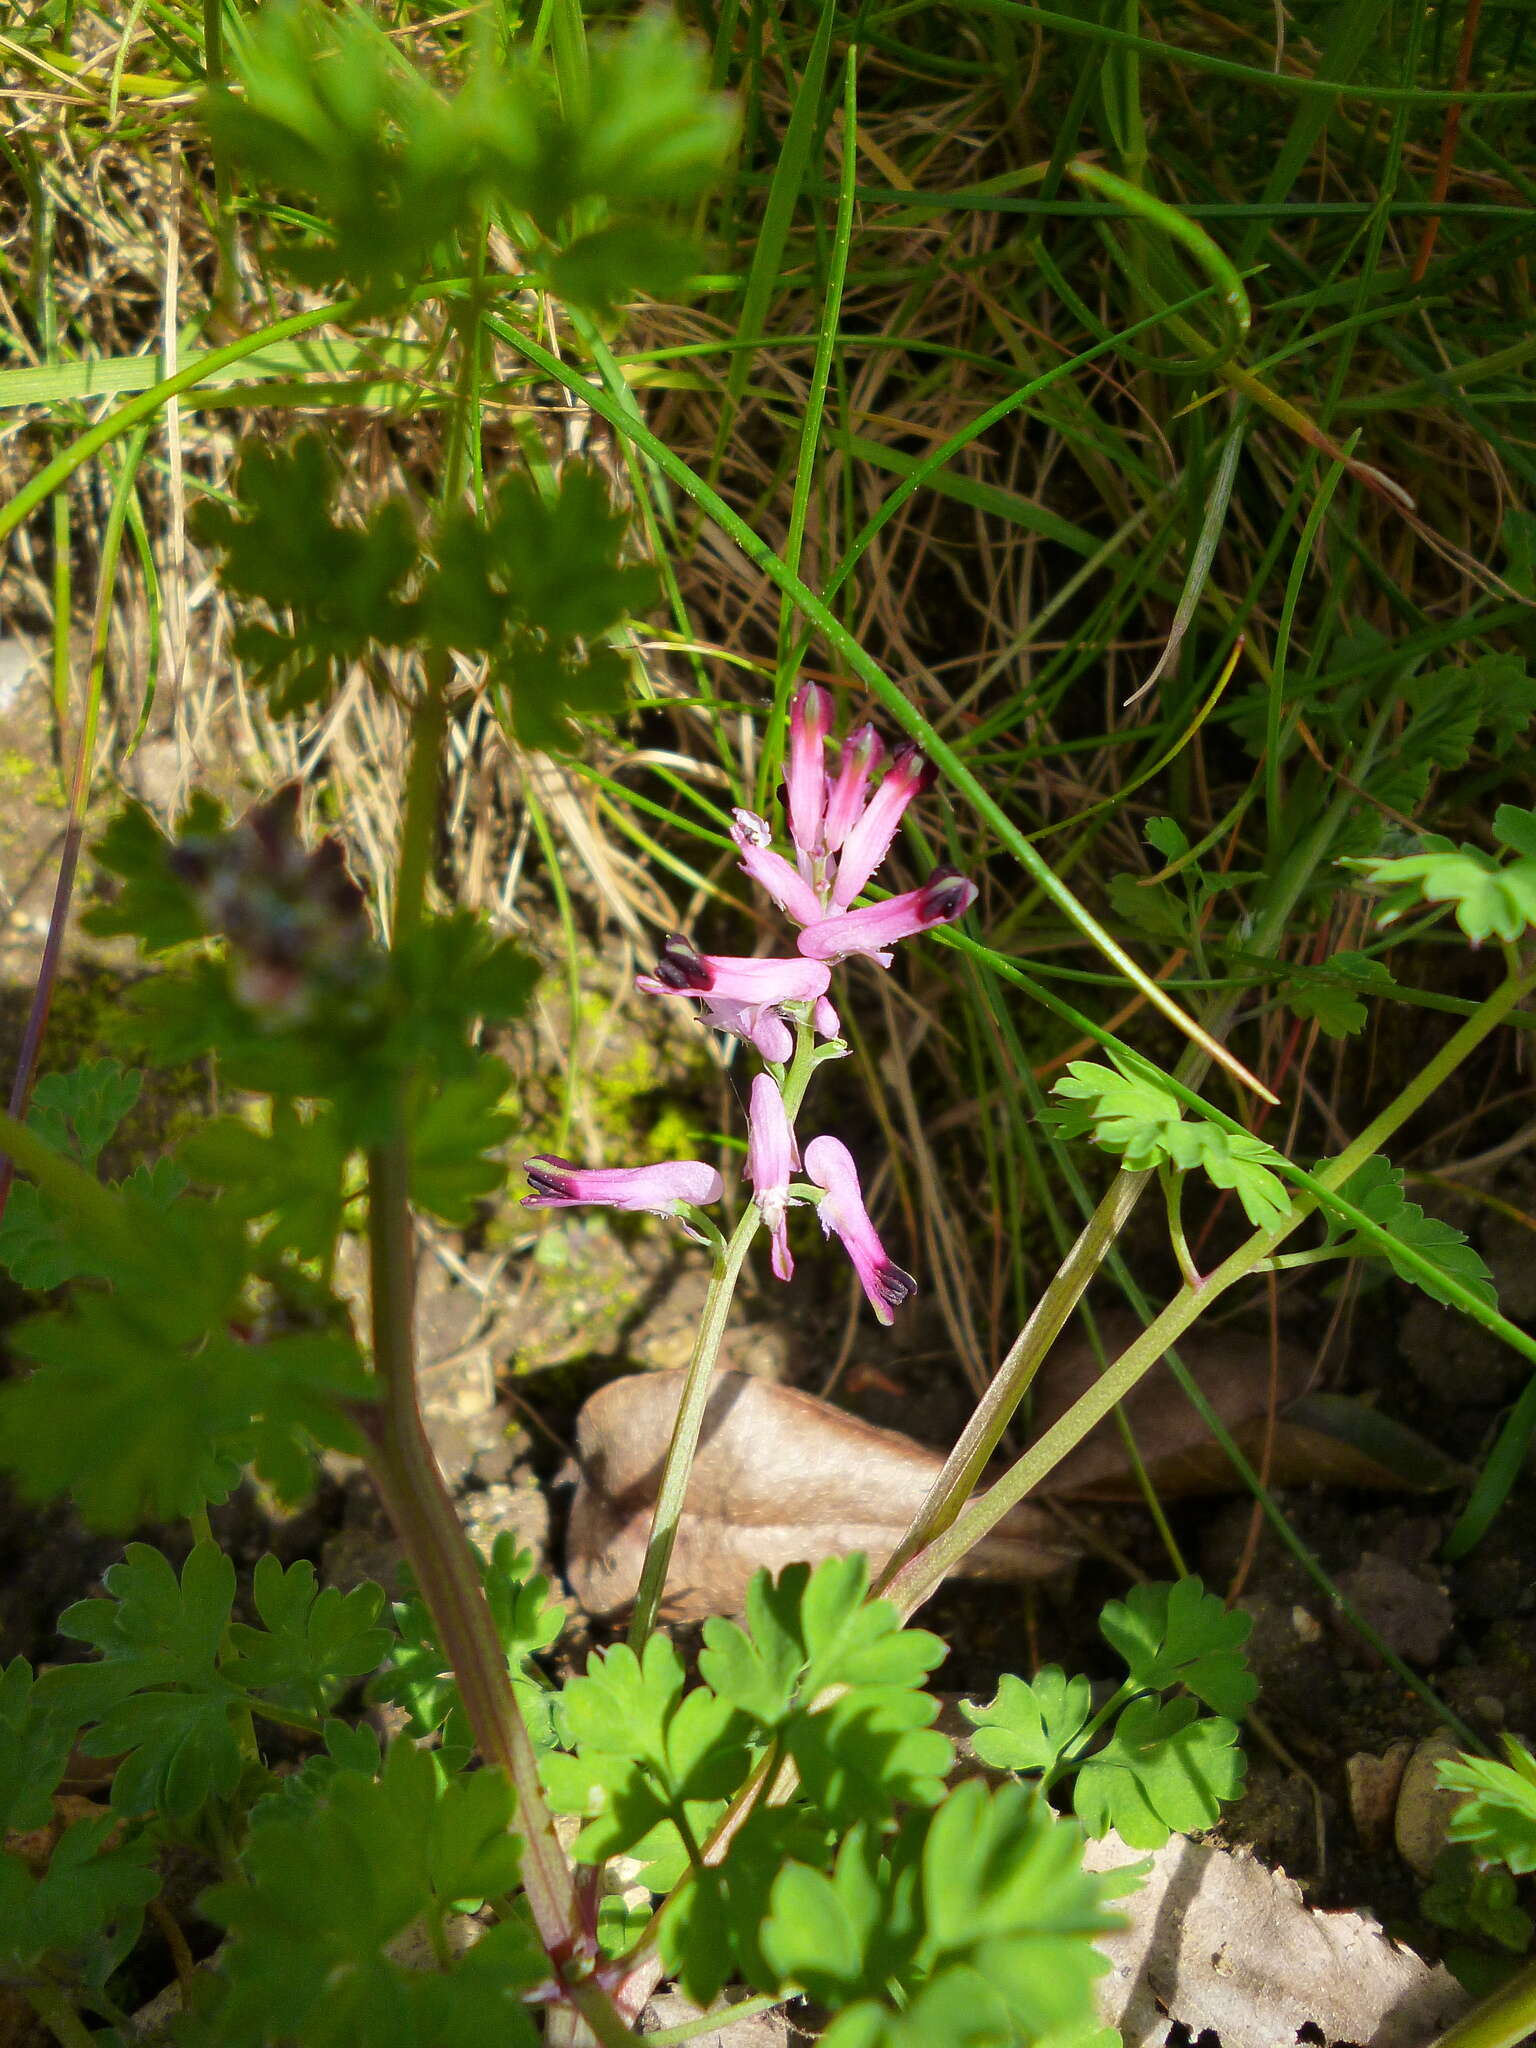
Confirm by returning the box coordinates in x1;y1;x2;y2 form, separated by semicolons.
746;1073;798;1280
522;1157;723;1228
784;675;832;868
730;683;977;964
803;1134;917;1326
798;869;977;967
636;933;834;1064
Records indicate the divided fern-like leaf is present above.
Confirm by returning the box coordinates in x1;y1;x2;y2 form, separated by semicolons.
1346;805;1536;944
224;1557;392;1716
1440;1737;1536;1876
1073;1695;1245;1848
371;1537;565;1767
37;1543;240;1819
963;1580;1254;1859
201;1739;543;2047
760;1782;1118;2048
1321;1154;1496;1309
1048;1058;1292;1229
961;1667;1093;1779
1098;1577;1256;1717
1278;950;1397;1039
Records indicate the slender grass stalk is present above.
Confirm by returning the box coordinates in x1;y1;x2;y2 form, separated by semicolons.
771;46;859;681
1426;1956;1536;2048
0;422;150;1226
885;965;1536;1618
948;1;1536;101
0;301;359;548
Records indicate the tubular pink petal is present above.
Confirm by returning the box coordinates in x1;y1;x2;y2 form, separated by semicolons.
747;1075;798;1281
803;1135;917;1326
523;1156;724;1213
749;1009;794;1063
785;683;832;859
813;994;842;1041
730;810;824;925
638;936;831;1008
747;1074;798;1183
797;870;978;963
830;745;935;906
823;724;885;854
640;984;799;1061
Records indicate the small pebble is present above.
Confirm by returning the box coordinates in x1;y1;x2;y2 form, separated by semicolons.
1336;1551;1454;1666
1291;1605;1323;1644
1394;1732;1466;1877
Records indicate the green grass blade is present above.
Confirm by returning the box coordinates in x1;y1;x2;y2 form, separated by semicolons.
717;0;838;433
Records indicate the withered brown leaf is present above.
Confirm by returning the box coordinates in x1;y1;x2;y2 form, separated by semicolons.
566;1315;1455;1619
567;1368;1075;1621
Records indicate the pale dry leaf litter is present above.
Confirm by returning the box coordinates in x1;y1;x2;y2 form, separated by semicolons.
563;1312;1457;1618
1082;1832;1471;2047
566;1367;1072;1619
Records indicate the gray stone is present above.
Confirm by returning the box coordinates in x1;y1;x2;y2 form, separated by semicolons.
461;1482;553;1581
1335;1551;1454;1666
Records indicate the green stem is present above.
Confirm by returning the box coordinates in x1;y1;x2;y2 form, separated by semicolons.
1043;1682;1133;1796
392;657;449;941
24;1983;98;2048
639;1995;783;2045
1311;973;1536;1191
885;966;1536;1615
873;916;1293;1592
627;1020;828;1648
1426;1957;1536;2048
627;1205;760;1649
876;1166;1149;1586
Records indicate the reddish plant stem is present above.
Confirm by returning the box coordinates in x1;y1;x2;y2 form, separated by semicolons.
361;1135;631;2046
1411;0;1485;285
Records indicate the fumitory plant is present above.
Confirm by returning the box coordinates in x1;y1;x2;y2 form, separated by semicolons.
523;683;977;1641
3;3;1536;2047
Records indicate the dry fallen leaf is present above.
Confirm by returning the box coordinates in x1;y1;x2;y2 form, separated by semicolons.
1040;1314;1313;1498
1042;1318;1462;1498
568;1315;1459;1618
567;1369;1076;1620
1083;1830;1471;2046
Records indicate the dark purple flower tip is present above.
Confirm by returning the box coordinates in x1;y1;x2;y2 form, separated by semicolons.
649;933;711;992
523;1156;582;1202
889;743;937;795
872;1262;918;1313
919;867;978;922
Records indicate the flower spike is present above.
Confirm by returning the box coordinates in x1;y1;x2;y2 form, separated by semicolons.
746;1074;798;1280
803;1135;916;1325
